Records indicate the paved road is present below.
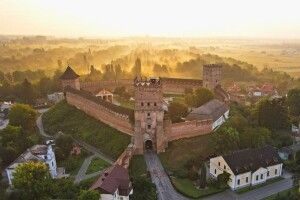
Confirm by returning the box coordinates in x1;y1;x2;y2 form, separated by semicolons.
144;151;190;200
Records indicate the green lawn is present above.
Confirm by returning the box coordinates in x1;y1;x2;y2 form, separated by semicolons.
42;101;131;159
58;150;90;176
171;177;224;199
129;155;148;179
236;177;284;194
86;157;110;174
159;134;214;176
115;96;134;109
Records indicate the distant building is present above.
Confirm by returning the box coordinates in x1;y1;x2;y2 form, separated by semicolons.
47;92;65;103
96;89;114;103
186;99;229;130
6;140;57;186
90;164;133;200
209;146;283;190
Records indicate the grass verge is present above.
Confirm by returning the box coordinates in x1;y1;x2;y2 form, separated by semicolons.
42;101;131;159
86;157;110;174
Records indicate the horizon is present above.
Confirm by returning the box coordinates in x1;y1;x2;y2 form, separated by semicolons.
1;0;300;39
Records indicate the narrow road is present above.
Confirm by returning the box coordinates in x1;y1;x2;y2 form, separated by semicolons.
144;151;190;200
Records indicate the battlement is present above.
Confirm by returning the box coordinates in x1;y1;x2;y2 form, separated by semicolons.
134;77;161;88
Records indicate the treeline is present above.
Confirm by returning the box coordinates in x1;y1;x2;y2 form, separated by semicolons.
0;69;62;104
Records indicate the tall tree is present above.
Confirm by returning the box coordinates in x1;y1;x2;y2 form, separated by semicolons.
77;190;100;200
212;127;240;154
13;162;52;200
168;102;188;122
8;103;37;133
287;89;300;117
255;98;289;130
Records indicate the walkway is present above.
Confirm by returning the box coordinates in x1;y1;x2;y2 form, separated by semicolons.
144;151;189;200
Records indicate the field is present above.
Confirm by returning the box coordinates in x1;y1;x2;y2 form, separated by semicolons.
42;101;131;159
129;155;148;179
159;134;214;175
86;157;110;174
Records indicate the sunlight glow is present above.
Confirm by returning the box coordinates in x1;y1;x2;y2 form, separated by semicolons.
0;0;300;38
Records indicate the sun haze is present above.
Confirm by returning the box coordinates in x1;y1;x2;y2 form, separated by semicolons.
0;0;300;38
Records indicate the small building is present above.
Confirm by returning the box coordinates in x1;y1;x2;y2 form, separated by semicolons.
90;164;133;200
6;140;57;186
96;89;114;103
47;92;65;103
186;99;229;130
209;146;283;190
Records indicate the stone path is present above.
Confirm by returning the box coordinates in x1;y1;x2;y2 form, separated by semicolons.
144;151;190;200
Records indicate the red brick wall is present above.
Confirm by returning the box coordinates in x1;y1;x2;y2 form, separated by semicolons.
166;119;212;141
66;92;134;135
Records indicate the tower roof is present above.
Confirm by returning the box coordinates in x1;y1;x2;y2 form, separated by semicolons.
60;66;80;80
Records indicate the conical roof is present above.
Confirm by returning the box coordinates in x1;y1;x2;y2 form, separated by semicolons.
60;66;80;80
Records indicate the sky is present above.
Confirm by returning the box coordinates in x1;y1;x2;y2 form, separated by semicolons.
0;0;300;39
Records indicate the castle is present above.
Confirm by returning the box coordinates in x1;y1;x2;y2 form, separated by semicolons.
60;64;228;154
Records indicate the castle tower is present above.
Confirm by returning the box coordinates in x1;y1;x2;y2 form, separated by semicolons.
60;66;80;90
133;77;168;154
203;64;222;90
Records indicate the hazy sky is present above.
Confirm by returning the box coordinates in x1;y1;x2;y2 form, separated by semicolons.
1;0;300;38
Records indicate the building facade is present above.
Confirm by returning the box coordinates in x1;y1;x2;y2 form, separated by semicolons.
6;140;57;186
209;146;282;190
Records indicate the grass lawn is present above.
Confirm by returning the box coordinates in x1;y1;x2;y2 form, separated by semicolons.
171;177;224;199
114;96;134;109
263;188;295;200
159;134;214;176
236;177;284;194
86;157;110;174
58;150;90;176
129;155;148;179
42;101;131;159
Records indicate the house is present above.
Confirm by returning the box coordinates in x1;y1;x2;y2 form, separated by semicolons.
95;89;114;103
0;101;13;119
209;146;283;190
6;140;57;186
90;164;133;200
186;99;229;130
47;92;65;103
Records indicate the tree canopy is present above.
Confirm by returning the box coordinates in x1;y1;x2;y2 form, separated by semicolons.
185;88;214;107
168;102;188;123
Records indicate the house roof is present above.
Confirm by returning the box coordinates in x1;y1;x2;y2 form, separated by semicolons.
60;66;80;80
96;89;113;96
90;164;132;196
65;86;134;122
186;99;229;121
222;146;282;175
7;145;48;169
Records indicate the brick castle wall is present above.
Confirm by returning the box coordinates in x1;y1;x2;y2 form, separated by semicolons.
166;119;213;141
66;92;134;135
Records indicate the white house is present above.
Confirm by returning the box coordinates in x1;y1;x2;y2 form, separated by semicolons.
6;140;57;186
186;99;229;130
47;92;65;103
91;164;133;200
209;146;282;190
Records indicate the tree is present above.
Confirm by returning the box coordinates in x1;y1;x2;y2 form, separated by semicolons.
239;127;271;148
217;171;230;189
212;127;240;154
131;58;142;77
287;89;300;117
255;98;289;130
77;190;100;200
199;163;206;188
18;78;36;104
13;162;52;200
55;134;73;160
131;177;157;200
8;103;37;133
168;102;188;122
185;88;214;107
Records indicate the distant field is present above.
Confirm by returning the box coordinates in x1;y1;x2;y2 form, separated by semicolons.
42;101;131;159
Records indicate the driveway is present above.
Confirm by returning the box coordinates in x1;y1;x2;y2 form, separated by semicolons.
144;151;189;200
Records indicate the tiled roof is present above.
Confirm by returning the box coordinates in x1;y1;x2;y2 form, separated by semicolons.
90;164;132;196
65;86;134;122
223;146;282;175
7;145;48;169
60;66;80;80
186;99;229;121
